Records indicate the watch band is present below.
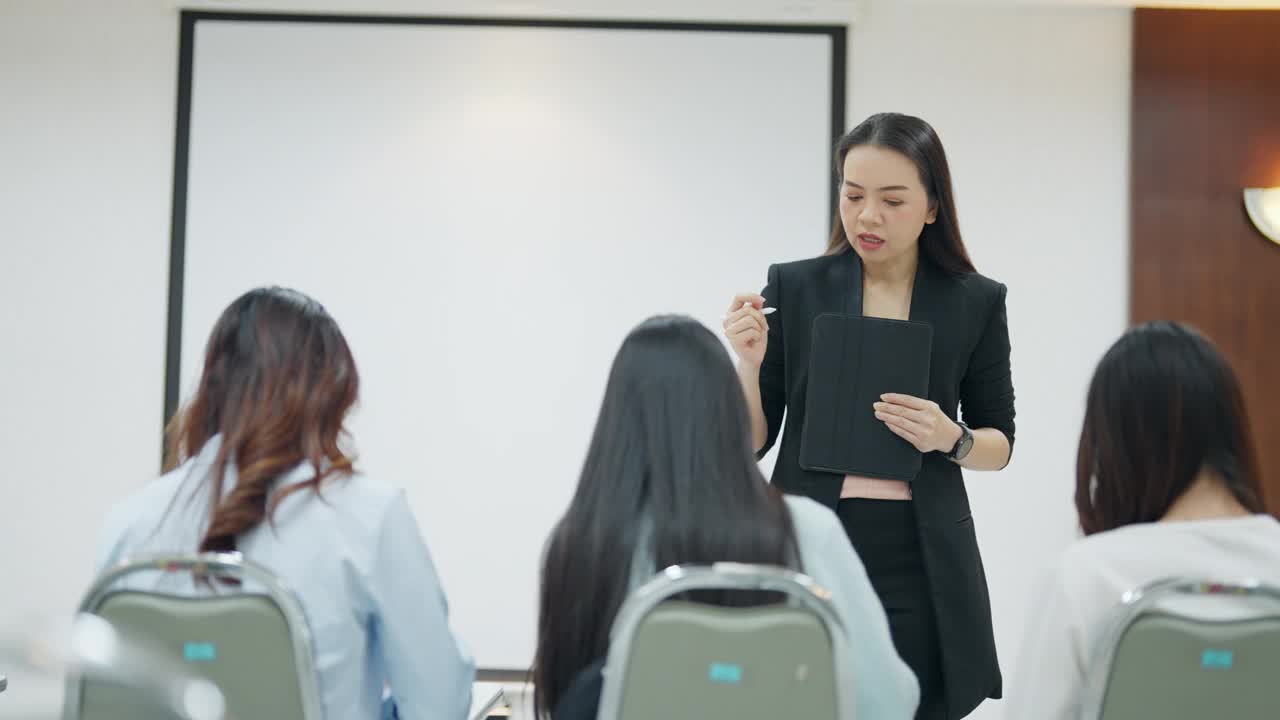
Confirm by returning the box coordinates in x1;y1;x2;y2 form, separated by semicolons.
947;421;973;462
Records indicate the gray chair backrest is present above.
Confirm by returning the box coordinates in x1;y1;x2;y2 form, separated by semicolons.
1079;578;1280;720
63;553;322;720
597;563;852;720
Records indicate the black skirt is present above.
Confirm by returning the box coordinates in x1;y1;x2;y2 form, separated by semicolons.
837;498;950;720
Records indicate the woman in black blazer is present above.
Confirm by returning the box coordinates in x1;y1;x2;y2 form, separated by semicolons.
724;113;1015;719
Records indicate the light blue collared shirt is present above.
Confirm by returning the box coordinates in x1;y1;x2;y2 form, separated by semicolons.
96;437;475;720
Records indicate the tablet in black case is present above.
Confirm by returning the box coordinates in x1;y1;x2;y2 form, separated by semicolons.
799;313;933;481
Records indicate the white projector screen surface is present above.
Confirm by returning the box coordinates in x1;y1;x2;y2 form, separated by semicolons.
179;17;834;669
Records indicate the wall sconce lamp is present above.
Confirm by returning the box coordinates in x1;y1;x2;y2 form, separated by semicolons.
1243;188;1280;246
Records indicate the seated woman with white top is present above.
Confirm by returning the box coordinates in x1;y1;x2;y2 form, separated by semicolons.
1008;321;1280;719
532;315;920;720
96;287;474;720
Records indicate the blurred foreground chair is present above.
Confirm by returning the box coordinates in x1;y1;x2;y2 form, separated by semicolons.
63;553;320;720
1079;578;1280;720
595;563;851;720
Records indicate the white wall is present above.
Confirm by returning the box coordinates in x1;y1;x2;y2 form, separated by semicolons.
850;3;1131;718
0;1;177;715
0;0;1129;717
179;16;833;670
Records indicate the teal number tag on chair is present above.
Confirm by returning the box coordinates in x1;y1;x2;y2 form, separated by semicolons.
1201;649;1233;670
183;642;217;662
708;662;743;685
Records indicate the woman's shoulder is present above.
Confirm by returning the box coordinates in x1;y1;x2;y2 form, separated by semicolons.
917;267;1008;332
929;264;1006;304
1052;522;1172;574
107;463;197;528
287;470;408;529
1050;515;1280;592
955;269;1006;296
781;494;846;548
1036;516;1280;635
1067;515;1280;559
98;464;203;571
781;493;833;521
319;471;402;504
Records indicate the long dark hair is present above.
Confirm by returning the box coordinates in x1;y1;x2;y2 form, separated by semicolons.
826;112;976;275
532;316;799;716
164;287;360;553
1076;321;1264;535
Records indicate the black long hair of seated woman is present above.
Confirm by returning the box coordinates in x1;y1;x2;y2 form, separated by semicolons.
1075;320;1266;534
532;315;802;717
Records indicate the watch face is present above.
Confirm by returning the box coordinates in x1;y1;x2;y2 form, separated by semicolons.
959;433;974;458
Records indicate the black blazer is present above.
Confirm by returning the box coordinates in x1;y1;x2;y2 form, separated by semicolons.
756;250;1015;717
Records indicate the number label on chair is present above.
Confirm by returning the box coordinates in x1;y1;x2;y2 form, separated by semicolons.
183;642;218;662
708;662;743;685
1201;649;1233;670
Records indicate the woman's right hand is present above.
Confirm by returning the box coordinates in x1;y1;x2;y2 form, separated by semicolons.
723;293;769;369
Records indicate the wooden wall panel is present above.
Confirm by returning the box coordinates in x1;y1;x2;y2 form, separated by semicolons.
1131;9;1280;508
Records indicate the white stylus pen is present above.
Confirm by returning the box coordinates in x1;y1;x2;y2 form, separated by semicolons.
724;305;777;320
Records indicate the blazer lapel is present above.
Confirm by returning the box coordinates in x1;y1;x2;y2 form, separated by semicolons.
909;258;956;397
824;249;860;317
908;255;939;325
836;250;932;320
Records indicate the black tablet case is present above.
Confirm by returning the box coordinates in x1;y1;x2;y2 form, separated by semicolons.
799;314;933;481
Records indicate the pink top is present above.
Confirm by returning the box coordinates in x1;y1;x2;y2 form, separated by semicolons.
841;475;912;501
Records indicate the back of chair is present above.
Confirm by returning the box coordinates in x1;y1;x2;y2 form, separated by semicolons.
64;553;322;720
597;563;850;720
1080;579;1280;720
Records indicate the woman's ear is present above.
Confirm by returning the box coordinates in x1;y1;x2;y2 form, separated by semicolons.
925;199;938;225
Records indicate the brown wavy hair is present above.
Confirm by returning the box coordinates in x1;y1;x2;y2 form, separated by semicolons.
825;112;976;276
165;287;360;553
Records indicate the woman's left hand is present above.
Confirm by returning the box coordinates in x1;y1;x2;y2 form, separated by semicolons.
873;393;962;453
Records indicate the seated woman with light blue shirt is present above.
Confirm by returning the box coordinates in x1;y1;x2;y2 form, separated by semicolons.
532;315;919;719
96;287;474;720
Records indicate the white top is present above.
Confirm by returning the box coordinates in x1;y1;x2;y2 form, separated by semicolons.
1007;514;1280;720
97;436;476;720
629;495;921;719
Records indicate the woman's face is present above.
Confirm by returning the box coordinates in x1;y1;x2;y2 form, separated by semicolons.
839;145;936;268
